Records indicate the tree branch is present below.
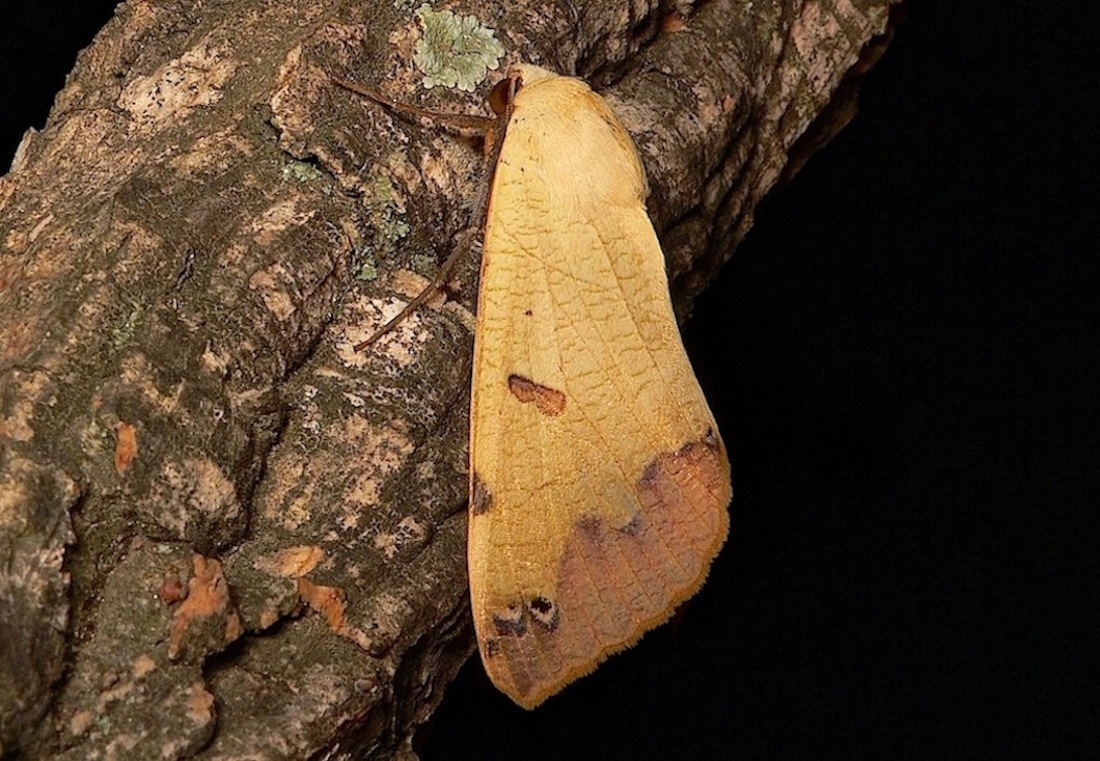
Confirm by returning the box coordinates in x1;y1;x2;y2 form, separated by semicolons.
0;0;901;757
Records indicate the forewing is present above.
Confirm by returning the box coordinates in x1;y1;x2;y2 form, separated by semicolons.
467;72;731;709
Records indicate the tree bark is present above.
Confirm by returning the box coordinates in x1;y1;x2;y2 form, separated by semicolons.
0;0;900;757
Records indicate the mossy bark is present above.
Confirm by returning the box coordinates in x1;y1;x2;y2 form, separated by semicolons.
0;0;901;757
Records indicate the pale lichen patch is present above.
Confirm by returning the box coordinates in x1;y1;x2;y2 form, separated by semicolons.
119;354;185;413
28;213;54;242
340;296;432;369
281;160;324;184
442;299;476;333
167;128;253;175
258;457;314;531
354;592;414;654
131;654;157;679
146;458;241;540
69;710;94;736
117;35;238;128
0;369;50;442
248;266;296;321
185;682;216;726
254;545;326;578
0;318;41;367
344;417;415;508
200;343;231;379
412;5;506;92
249;198;317;247
0;475;28;530
372;516;427;560
359;174;411;269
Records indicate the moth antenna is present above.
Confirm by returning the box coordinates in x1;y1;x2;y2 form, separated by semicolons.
331;75;496;138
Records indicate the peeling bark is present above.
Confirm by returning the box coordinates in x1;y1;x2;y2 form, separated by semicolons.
0;0;901;757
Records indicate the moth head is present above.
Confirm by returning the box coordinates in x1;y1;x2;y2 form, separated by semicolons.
489;64;562;114
488;75;520;115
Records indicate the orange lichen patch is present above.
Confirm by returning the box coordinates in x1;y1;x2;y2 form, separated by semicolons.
254;545;325;578
506;374;567;416
296;579;377;652
224;610;243;643
481;433;730;709
95;672;136;712
297;578;348;633
661;11;687;33
114;422;138;476
158;569;186;605
258;606;280;629
168;555;238;658
69;710;94;736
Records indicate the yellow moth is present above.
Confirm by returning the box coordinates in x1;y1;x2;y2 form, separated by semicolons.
344;64;731;709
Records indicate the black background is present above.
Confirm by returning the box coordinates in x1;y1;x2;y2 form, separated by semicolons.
3;2;1095;757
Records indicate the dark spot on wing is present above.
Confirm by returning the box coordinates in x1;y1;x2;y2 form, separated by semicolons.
507;374;566;416
528;596;559;632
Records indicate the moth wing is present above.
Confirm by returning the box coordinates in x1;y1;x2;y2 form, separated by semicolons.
468;68;731;709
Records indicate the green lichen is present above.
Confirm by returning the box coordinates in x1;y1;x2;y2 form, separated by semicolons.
282;160;323;183
410;253;438;277
375;209;410;249
358;252;379;281
371;172;400;205
358;174;410;278
111;299;145;348
413;4;505;92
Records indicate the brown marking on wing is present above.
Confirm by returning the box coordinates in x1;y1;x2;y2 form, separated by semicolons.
481;431;731;709
527;596;560;632
492;603;527;637
471;472;493;515
507;374;567;416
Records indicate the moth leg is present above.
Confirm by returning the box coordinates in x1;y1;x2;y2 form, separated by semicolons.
337;73;517;351
353;229;479;350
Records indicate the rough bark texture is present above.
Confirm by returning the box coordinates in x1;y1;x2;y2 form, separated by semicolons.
0;0;900;757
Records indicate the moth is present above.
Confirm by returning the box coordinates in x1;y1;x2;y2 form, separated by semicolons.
340;63;731;708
